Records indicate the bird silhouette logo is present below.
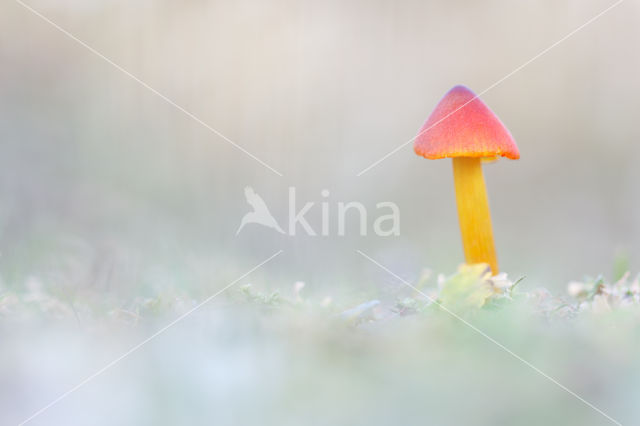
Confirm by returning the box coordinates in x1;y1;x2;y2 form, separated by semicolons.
236;186;285;235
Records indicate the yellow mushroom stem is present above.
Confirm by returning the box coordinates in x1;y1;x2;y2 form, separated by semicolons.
452;157;498;274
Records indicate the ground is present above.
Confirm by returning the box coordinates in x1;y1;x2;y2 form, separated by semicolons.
1;266;638;425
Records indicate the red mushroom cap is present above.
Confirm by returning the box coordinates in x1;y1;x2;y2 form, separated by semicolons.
414;85;520;160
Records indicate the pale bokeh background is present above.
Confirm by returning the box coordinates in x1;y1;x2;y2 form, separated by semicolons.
1;1;639;293
2;1;640;425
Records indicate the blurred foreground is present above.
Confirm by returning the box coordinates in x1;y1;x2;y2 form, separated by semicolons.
2;267;638;425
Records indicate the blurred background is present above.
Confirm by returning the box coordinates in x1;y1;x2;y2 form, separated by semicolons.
1;0;639;296
2;0;640;425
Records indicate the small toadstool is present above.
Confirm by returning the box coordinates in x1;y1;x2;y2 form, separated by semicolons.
414;85;519;275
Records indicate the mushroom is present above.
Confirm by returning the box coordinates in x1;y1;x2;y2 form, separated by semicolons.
414;85;519;274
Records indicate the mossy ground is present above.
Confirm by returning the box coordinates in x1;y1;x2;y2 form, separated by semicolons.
1;267;638;425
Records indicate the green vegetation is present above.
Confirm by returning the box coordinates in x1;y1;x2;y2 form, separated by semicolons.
2;267;639;425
